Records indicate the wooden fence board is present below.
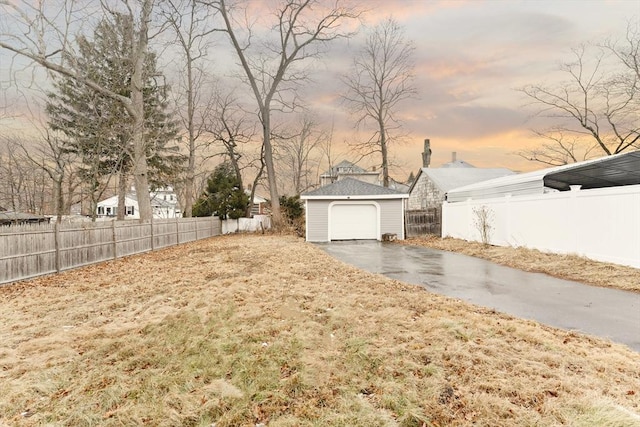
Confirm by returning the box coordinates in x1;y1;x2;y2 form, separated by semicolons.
405;208;441;237
0;217;221;285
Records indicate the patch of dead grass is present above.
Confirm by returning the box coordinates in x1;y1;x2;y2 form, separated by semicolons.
1;234;639;426
400;235;640;293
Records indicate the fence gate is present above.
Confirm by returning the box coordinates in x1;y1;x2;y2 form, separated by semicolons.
405;208;441;237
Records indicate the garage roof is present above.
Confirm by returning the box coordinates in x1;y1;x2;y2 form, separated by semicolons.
302;178;408;199
446;150;640;202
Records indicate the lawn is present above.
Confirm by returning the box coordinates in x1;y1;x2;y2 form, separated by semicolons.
400;235;640;293
1;234;639;426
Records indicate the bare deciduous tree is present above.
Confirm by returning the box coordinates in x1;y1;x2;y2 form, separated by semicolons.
0;0;158;220
160;0;218;217
342;17;416;187
201;0;360;223
275;113;325;195
520;21;639;165
19;130;78;221
205;90;265;217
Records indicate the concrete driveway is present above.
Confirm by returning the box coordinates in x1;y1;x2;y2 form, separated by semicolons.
317;241;640;352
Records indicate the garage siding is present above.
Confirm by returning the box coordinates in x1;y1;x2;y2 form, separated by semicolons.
306;200;330;242
378;199;404;239
305;198;404;242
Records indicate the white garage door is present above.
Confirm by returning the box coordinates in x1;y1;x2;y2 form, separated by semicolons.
330;203;378;240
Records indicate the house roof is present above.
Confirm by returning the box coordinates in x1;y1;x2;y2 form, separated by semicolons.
301;178;408;199
320;160;369;176
446;150;640;202
439;159;476;168
0;211;50;224
410;167;515;194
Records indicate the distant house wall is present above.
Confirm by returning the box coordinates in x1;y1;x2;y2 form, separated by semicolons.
407;175;445;210
442;184;640;268
407;174;445;236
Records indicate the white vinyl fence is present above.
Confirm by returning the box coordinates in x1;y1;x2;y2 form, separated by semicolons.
0;216;221;285
221;215;271;234
442;185;640;268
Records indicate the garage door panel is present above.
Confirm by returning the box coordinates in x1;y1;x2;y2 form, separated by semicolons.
330;203;377;240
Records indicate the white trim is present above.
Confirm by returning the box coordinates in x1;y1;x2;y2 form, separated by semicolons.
328;201;381;241
305;199;310;242
302;194;408;200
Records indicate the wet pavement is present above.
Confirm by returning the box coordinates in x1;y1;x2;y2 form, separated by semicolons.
317;241;640;352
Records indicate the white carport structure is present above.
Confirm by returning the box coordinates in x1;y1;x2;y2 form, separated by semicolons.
301;178;408;242
443;151;640;268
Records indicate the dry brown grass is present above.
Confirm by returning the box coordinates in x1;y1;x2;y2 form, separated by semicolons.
1;234;639;426
400;235;640;293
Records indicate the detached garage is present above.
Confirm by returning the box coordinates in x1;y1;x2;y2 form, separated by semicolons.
301;178;408;242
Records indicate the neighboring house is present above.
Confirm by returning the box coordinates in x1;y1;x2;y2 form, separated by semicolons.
442;150;640;268
246;190;268;217
319;160;380;186
406;140;514;235
96;187;182;219
0;211;51;226
301;178;408;242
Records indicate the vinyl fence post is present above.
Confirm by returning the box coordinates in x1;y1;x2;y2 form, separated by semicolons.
112;220;117;260
176;217;180;245
194;218;198;240
54;222;61;273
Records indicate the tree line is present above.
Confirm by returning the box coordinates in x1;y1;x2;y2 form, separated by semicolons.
0;0;421;224
0;2;637;223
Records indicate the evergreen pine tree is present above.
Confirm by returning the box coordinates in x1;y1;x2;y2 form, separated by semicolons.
46;13;184;217
192;162;249;219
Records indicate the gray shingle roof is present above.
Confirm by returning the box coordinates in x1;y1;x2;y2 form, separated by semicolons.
303;178;406;197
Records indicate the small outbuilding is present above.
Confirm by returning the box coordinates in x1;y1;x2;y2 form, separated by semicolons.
301;178;408;242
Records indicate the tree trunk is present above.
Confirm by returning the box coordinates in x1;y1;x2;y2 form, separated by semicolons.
183;55;195;218
262;108;281;223
117;168;127;220
54;176;64;222
380;121;389;187
130;0;154;222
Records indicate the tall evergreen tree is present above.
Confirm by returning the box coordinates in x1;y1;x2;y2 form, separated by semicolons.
192;162;249;219
46;13;184;219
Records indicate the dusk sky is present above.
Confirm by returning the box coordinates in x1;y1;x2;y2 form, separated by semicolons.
1;0;638;183
314;0;640;177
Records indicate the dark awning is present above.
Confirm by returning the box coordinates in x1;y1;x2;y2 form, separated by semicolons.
543;150;640;191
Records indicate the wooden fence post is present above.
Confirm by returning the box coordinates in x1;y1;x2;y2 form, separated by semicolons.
54;222;61;273
194;218;198;240
112;220;117;259
150;217;154;251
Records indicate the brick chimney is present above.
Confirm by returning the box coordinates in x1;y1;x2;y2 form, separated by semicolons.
422;139;432;167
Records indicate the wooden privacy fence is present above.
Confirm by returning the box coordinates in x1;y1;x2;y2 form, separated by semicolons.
0;216;221;285
405;208;441;237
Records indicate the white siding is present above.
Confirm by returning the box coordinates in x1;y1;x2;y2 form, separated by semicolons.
306;200;330;242
379;199;404;239
306;198;404;242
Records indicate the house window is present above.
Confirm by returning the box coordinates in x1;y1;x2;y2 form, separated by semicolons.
106;207;113;216
98;206;104;215
126;206;135;216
